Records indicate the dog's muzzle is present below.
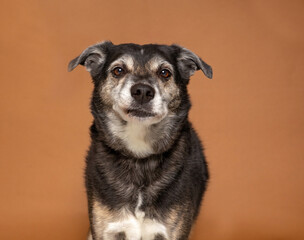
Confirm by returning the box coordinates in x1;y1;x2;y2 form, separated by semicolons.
130;83;155;105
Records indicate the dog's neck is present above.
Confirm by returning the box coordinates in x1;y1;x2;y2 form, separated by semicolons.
92;108;188;158
108;118;154;157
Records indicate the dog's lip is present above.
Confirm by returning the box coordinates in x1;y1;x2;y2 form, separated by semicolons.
126;108;156;118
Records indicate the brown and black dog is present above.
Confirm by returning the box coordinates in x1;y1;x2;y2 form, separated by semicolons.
68;41;212;240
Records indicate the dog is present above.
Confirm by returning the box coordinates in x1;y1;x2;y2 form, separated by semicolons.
68;41;212;240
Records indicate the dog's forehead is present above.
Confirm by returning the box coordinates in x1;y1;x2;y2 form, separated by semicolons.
108;44;174;70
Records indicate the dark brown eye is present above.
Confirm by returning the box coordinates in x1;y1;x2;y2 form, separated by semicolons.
159;69;172;79
112;67;125;77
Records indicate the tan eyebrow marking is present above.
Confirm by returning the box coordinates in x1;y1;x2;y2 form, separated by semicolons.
109;54;135;72
146;56;174;73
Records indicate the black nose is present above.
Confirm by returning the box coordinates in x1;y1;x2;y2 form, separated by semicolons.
130;83;155;104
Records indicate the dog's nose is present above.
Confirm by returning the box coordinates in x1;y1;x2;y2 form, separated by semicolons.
130;83;155;104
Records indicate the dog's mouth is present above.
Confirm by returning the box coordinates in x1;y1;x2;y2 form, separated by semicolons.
126;109;156;118
113;104;167;124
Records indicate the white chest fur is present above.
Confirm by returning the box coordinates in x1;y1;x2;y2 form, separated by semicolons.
108;119;154;157
94;193;168;240
103;216;167;240
123;122;153;156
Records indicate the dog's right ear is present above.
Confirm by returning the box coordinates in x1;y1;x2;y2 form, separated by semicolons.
68;41;112;74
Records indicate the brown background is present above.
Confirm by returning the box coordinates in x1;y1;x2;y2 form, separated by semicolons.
1;0;304;239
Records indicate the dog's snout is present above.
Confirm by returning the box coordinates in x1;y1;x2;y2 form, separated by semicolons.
131;83;155;104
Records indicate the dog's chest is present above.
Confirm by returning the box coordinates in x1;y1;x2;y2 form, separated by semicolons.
94;193;168;240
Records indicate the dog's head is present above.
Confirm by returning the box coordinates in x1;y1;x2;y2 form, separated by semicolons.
68;41;212;157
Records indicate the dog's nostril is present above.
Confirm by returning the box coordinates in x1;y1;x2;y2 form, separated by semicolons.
146;90;153;98
131;83;155;104
135;89;141;96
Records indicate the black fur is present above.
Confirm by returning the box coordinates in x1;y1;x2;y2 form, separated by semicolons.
69;42;212;240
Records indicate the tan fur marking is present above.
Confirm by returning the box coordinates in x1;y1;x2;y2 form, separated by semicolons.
146;56;174;73
99;73;129;108
146;56;180;111
99;77;118;107
157;77;180;112
109;54;135;72
132;56;179;113
92;199;113;239
99;54;135;107
165;206;187;240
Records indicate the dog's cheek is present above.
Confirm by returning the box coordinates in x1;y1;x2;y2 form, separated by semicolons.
99;77;120;107
168;96;182;111
160;79;181;111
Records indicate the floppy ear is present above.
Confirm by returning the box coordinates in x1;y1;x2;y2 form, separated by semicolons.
173;45;213;82
68;41;112;75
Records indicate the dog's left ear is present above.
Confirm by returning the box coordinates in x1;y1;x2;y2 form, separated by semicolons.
68;41;112;75
173;45;213;82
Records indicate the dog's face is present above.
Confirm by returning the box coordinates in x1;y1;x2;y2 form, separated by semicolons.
68;42;212;157
98;48;180;125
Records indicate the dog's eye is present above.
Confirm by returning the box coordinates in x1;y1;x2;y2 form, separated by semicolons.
112;67;125;77
159;69;172;79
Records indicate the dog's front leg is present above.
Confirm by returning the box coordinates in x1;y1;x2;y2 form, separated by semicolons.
87;230;93;240
88;199;113;240
89;199;141;240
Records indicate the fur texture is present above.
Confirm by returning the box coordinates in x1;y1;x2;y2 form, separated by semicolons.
68;41;212;240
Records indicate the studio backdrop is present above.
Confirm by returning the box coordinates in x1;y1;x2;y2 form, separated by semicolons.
0;1;303;239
